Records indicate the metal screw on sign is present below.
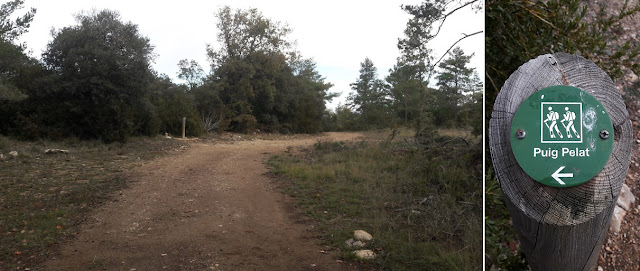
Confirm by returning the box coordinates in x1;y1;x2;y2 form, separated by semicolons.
516;129;526;139
599;129;609;139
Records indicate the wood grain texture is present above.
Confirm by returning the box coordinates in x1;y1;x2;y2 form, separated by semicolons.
489;53;632;271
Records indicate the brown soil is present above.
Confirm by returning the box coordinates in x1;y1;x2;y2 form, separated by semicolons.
598;96;640;271
584;0;640;269
43;132;370;271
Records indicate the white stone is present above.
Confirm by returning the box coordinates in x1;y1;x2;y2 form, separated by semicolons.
610;205;627;233
627;72;639;83
354;230;373;241
44;149;69;154
345;238;366;248
8;151;17;157
353;249;375;260
617;183;636;211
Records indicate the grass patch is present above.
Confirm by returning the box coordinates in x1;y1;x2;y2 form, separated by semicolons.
0;136;188;270
484;168;528;270
268;129;482;270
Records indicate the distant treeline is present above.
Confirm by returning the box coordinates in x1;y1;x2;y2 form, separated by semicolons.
1;1;482;142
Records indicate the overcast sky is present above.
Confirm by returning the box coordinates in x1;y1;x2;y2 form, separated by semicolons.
16;0;484;109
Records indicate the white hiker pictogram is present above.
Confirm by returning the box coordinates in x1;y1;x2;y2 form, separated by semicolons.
561;106;580;139
543;107;563;138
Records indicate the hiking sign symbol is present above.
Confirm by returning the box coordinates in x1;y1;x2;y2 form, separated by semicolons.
510;85;614;187
541;102;582;143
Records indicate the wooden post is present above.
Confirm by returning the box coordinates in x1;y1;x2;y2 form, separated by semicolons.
489;53;632;270
182;117;186;139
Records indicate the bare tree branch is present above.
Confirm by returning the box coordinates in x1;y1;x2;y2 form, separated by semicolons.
433;0;479;38
431;30;482;70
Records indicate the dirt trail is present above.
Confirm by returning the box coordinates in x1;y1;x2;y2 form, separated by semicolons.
44;132;364;271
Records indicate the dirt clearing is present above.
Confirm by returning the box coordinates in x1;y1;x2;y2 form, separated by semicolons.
44;132;366;271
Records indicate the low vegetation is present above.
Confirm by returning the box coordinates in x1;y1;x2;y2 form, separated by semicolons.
267;129;482;271
0;135;188;270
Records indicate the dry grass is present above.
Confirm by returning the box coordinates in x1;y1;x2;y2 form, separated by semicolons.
267;128;482;271
0;136;189;270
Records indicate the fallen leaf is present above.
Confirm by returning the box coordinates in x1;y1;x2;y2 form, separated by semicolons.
14;251;21;255
56;225;62;230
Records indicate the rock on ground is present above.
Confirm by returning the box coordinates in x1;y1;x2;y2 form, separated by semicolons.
354;230;373;242
353;250;375;260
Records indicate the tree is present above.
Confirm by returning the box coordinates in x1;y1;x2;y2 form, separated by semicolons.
348;58;387;129
433;46;480;126
0;0;35;41
398;0;482;134
207;6;292;67
42;10;155;142
204;6;332;134
177;59;205;90
148;74;205;136
0;0;36;102
386;59;424;126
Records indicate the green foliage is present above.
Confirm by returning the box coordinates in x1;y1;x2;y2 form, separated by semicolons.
386;59;423;127
177;59;205;90
0;0;36;41
207;6;293;66
347;58;390;130
486;0;640;104
333;105;363;131
433;47;482;128
203;6;332;134
0;0;37;102
390;0;482;135
41;10;155;142
0;39;31;102
148;75;205;137
485;169;529;270
268;131;482;270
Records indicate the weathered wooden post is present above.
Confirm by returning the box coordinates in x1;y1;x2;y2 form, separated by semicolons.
182;117;186;139
489;53;632;270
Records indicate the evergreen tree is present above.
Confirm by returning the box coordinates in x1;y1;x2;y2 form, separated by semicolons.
434;47;480;126
205;6;332;133
42;10;155;142
0;0;36;102
386;59;423;126
348;58;387;129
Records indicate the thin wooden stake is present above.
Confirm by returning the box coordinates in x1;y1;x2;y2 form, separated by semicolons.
182;117;186;139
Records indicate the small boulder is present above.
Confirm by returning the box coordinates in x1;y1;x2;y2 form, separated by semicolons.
44;149;69;154
0;154;4;160
617;183;636;211
354;249;376;260
354;230;373;241
610;205;627;233
8;151;18;157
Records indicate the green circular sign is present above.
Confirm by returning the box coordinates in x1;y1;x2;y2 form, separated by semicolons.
510;85;614;187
